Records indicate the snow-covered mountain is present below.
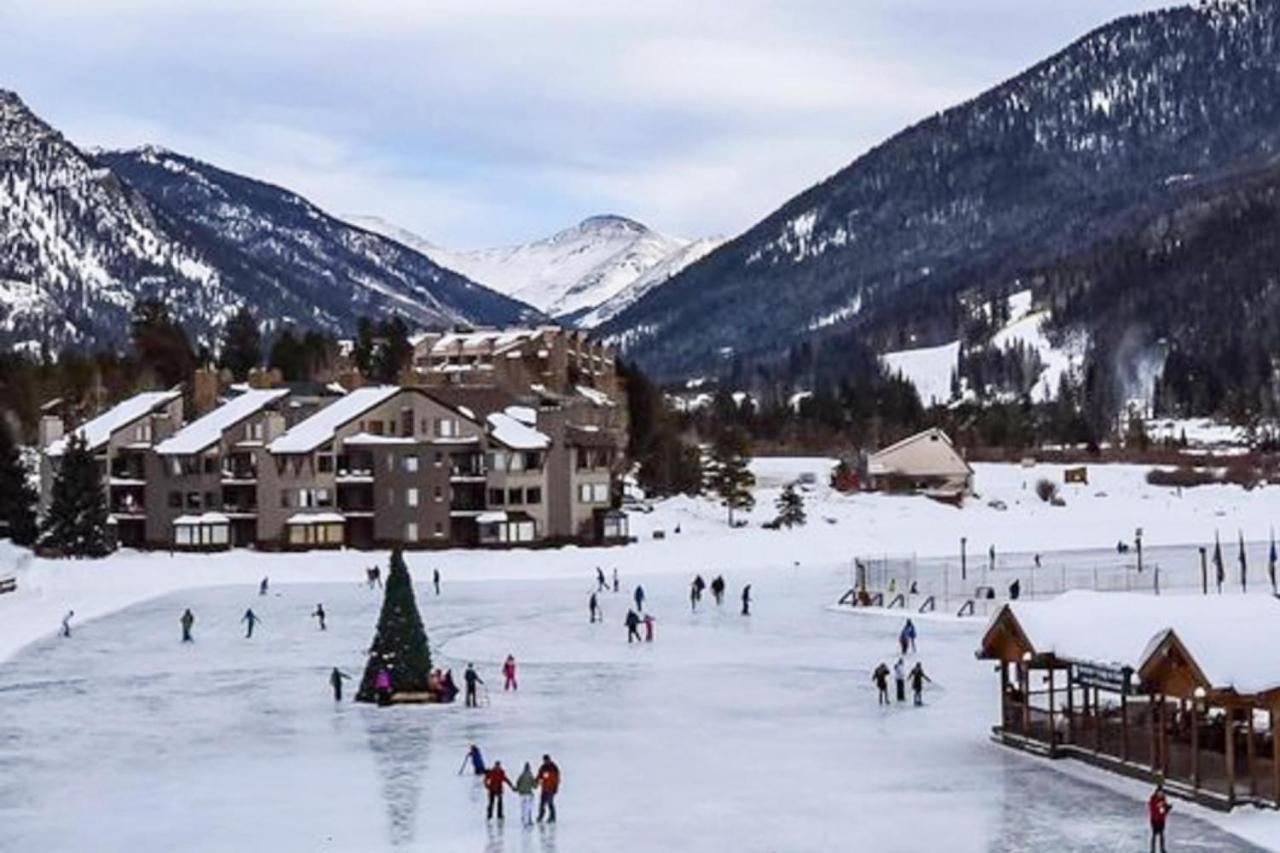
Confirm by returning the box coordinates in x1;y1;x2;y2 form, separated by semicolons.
0;90;237;352
0;88;537;352
350;214;715;325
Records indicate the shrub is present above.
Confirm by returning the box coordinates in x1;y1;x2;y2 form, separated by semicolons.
1145;467;1218;488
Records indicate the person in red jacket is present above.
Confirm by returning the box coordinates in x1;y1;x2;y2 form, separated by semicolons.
1148;784;1172;852
484;761;515;821
536;754;561;823
502;654;518;691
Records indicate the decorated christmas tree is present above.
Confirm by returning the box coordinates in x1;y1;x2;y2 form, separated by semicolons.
357;548;433;703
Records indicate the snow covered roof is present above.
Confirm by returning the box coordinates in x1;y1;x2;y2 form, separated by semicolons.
343;433;417;446
268;386;400;454
48;390;181;456
868;428;972;478
506;405;537;426
986;591;1280;695
420;328;544;357
154;389;288;455
172;512;230;526
487;410;550;450
286;512;346;525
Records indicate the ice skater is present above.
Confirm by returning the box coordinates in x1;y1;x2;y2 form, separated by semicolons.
1008;578;1021;601
374;664;393;706
484;761;515;821
537;754;560;823
900;618;917;654
633;584;645;611
893;657;906;703
989;544;996;571
60;610;74;638
596;567;607;592
180;608;195;642
612;567;620;593
312;603;327;631
873;662;891;705
643;612;655;642
433;568;441;596
625;608;642;643
690;581;700;612
711;575;725;605
909;662;931;706
259;577;269;596
503;654;518;691
329;667;351;701
741;584;752;616
515;761;538;826
464;663;484;707
589;591;601;623
459;742;487;775
1149;783;1172;852
241;607;261;639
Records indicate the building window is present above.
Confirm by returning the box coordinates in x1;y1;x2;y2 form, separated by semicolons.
369;421;385;436
434;521;444;537
488;488;505;506
433;452;444;467
509;453;525;473
281;491;291;508
405;521;419;541
435;417;459;438
403;455;419;473
434;486;443;501
526;487;542;505
488;451;507;472
318;455;334;473
168;491;182;509
508;488;523;505
204;491;218;509
170;459;182;477
203;456;217;475
406;488;419;507
524;452;542;470
186;492;202;509
578;483;609;504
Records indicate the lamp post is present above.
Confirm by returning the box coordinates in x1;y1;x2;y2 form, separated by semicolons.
1199;546;1208;596
1135;527;1144;574
1192;685;1206;789
961;536;967;582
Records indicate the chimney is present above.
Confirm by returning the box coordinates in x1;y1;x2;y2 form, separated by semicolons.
192;367;220;417
39;415;64;449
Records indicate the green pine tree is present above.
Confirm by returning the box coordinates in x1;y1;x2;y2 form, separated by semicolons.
218;306;262;381
357;548;433;703
774;483;807;528
705;427;756;526
0;420;38;546
40;433;110;557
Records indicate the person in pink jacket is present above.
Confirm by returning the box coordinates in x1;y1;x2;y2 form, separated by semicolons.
374;665;393;706
502;655;518;691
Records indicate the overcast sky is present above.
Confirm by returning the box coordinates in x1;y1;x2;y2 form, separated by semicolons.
0;1;1178;248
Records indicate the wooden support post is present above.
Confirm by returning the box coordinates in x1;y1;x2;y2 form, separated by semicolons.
1000;661;1010;730
1271;708;1280;807
1191;698;1200;789
1047;665;1057;750
1151;696;1161;772
1121;689;1130;763
1066;667;1075;746
1225;708;1237;808
1094;687;1102;753
1247;708;1257;798
1158;695;1168;776
1021;664;1031;735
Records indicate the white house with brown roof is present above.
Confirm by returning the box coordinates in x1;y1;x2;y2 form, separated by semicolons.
866;427;973;496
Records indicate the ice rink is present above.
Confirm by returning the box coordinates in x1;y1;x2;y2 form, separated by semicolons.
0;562;1262;852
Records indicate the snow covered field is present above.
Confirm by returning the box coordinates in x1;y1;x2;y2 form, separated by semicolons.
3;459;1280;850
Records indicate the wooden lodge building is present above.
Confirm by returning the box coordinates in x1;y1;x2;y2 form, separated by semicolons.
978;591;1280;810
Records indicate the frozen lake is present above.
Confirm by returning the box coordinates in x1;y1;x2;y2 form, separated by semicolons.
0;564;1264;851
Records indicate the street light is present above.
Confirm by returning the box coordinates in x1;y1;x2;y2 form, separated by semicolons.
1135;527;1144;574
961;536;968;582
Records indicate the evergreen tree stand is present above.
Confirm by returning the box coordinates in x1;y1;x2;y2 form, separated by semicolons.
356;548;433;704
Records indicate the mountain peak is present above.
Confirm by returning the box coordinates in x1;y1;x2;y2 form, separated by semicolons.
577;214;647;233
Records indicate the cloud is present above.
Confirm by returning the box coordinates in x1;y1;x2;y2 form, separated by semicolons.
0;0;1180;247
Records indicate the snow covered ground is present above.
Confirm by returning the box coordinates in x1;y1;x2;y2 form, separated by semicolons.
3;459;1280;850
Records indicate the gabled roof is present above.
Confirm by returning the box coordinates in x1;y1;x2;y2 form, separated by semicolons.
979;591;1280;696
868;427;972;477
155;388;289;455
268;386;401;454
47;390;181;456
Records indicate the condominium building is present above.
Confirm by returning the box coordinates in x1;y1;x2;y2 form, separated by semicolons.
39;376;627;552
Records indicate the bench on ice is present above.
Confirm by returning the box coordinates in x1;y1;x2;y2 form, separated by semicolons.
0;576;16;595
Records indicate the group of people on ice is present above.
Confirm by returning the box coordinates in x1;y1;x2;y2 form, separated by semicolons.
872;620;931;706
463;745;562;826
612;572;753;643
